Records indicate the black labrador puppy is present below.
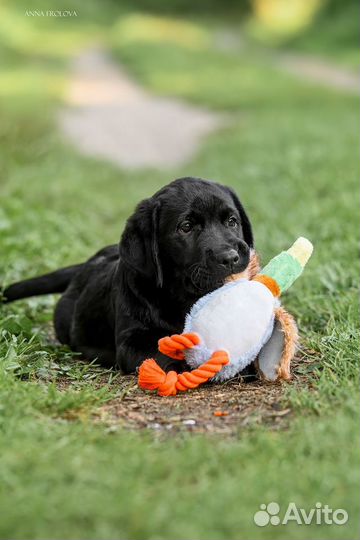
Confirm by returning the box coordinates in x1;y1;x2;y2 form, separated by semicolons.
3;177;255;374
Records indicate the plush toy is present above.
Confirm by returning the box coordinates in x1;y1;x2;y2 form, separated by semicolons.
138;237;313;396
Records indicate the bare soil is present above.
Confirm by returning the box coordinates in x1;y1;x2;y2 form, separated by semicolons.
90;351;317;436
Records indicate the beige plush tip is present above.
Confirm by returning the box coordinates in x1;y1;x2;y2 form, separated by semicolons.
287;237;313;267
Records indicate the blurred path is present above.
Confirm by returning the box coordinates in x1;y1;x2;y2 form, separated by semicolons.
214;30;360;95
58;48;221;169
277;53;360;94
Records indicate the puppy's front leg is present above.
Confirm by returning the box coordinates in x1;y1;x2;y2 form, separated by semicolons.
115;327;186;375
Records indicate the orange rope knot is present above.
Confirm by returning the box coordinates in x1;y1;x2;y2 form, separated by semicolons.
138;359;178;396
138;350;230;396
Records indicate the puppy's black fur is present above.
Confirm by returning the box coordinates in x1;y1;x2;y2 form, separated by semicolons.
3;177;253;373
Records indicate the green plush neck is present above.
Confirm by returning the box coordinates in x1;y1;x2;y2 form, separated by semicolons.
261;251;303;294
259;237;313;295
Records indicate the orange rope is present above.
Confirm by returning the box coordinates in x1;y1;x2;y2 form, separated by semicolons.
138;350;230;396
158;333;200;360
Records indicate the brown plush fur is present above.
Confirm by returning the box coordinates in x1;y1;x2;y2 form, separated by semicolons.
274;306;298;380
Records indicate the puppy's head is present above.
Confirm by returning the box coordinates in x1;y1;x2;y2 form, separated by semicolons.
120;177;254;296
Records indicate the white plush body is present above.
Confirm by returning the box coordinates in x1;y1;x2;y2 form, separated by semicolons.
183;279;279;382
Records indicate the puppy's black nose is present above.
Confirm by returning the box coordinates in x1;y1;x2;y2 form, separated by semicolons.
218;249;240;267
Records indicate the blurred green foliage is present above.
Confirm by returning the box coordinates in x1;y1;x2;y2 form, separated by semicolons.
0;1;359;539
114;0;252;15
284;0;359;66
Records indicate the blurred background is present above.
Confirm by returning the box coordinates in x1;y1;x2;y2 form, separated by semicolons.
0;2;359;540
0;0;358;271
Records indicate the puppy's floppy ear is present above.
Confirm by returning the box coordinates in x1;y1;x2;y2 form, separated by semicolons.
120;198;163;287
223;186;254;247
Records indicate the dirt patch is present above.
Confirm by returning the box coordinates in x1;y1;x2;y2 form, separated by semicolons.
52;346;318;436
94;348;318;436
97;375;291;436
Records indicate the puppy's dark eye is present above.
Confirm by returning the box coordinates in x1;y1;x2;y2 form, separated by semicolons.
178;221;193;234
226;216;238;228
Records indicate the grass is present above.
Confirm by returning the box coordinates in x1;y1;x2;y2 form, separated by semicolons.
0;1;359;539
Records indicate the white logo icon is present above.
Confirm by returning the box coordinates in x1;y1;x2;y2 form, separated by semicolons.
254;502;280;526
254;502;348;527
